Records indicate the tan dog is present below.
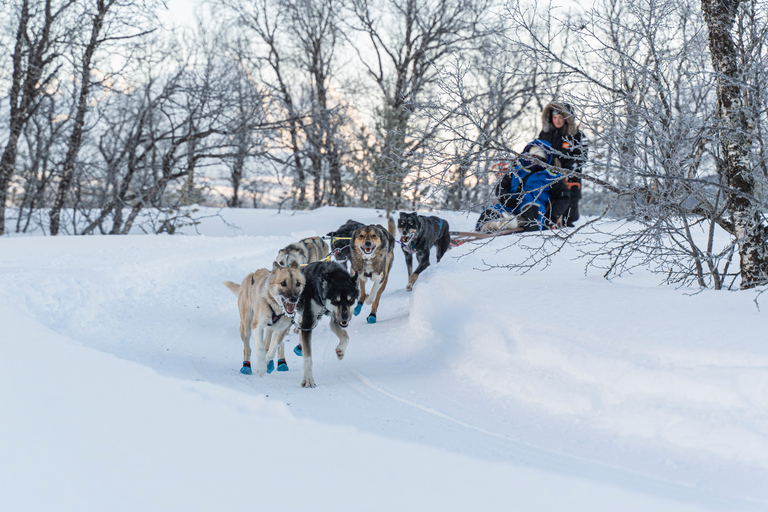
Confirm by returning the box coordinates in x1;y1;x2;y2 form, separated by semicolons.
476;211;520;232
223;262;305;377
276;236;329;267
349;217;396;324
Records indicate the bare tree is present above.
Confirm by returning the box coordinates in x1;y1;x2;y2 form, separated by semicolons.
48;0;158;235
13;91;69;233
421;29;545;212
701;0;768;288
346;0;493;211
0;0;77;235
440;0;768;291
284;0;350;206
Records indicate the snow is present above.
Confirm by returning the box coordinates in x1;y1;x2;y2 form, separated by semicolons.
1;206;766;511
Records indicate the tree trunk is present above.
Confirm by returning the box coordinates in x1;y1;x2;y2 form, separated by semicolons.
50;0;110;235
701;0;768;288
0;0;57;235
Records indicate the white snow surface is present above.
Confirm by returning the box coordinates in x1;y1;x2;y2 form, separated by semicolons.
1;206;766;511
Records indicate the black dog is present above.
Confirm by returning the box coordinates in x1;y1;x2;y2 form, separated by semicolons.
293;260;359;388
397;212;451;291
326;219;365;263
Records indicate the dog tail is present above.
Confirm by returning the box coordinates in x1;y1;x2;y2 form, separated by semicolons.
222;280;240;295
387;216;396;236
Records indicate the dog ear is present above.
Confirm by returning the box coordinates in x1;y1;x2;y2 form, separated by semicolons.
289;261;299;269
272;261;280;270
350;270;359;281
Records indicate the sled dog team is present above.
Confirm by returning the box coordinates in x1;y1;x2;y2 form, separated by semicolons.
223;212;451;388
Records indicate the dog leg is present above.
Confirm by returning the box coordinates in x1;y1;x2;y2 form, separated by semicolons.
272;327;289;371
368;270;390;323
407;250;431;290
239;318;253;375
264;328;278;374
265;326;287;361
300;329;315;388
368;253;394;322
404;251;414;291
354;278;367;316
367;278;381;305
330;320;350;360
436;229;451;262
254;321;269;377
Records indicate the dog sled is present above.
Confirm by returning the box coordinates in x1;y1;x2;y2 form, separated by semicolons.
449;228;523;246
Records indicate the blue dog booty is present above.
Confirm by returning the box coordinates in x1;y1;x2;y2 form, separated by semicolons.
240;361;252;375
293;344;303;357
277;359;289;372
266;360;275;374
367;313;377;324
353;302;363;316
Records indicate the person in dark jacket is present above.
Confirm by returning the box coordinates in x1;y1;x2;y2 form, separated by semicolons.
537;102;588;227
476;139;570;232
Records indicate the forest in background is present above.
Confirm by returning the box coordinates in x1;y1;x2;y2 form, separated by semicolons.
2;0;768;290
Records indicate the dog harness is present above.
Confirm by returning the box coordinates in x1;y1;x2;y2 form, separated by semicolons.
267;303;285;326
291;306;328;332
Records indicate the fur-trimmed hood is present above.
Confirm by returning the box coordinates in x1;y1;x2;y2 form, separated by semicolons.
541;102;578;136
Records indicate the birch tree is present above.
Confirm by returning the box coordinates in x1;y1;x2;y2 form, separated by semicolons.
701;0;768;288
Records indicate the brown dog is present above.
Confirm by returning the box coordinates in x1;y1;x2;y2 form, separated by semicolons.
223;262;305;376
349;218;396;323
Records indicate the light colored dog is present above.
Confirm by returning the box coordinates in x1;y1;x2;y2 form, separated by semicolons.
349;218;396;324
477;211;520;232
223;262;305;377
276;236;329;267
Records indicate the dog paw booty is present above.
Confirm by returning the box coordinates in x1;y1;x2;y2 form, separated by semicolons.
240;361;252;375
367;313;377;324
353;302;363;316
293;344;303;357
266;360;275;374
277;359;289;371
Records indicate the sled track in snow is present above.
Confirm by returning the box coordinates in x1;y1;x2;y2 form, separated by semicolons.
346;365;720;505
349;367;513;442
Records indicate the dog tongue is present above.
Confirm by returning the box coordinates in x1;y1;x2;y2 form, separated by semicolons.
284;301;295;314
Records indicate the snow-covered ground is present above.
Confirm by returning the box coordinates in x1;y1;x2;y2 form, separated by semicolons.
1;206;766;511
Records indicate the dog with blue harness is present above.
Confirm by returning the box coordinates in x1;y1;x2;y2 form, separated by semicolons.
476;139;571;232
397;212;451;292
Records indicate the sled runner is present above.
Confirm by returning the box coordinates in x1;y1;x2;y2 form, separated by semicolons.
449;228;523;246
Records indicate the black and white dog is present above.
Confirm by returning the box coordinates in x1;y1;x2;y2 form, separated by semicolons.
326;219;365;263
293;260;359;388
397;212;451;291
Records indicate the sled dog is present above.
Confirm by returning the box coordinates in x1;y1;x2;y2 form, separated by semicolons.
397;212;451;291
223;262;305;377
276;236;329;267
349;218;396;323
326;219;365;263
294;261;359;388
476;210;520;233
